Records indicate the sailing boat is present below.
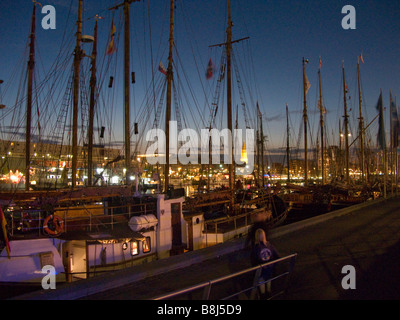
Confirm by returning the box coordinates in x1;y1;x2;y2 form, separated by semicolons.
329;61;372;207
183;0;288;229
0;0;185;286
0;0;288;290
281;58;332;214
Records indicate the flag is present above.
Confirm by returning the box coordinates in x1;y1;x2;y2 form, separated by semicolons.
206;58;216;80
376;92;386;150
305;75;311;95
345;82;349;92
390;93;400;148
158;62;167;75
106;20;117;55
0;207;10;259
360;54;364;64
319;57;322;70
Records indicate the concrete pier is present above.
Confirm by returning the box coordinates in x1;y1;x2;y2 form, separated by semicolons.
14;196;400;300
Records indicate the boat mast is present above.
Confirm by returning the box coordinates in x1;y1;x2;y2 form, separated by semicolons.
208;0;248;201
259;102;265;188
382;89;387;198
234;104;238;185
164;0;174;192
109;0;140;185
318;63;325;184
256;129;260;186
25;4;36;191
87;20;98;187
255;104;260;186
302;57;308;186
123;0;133;184
357;57;365;183
396;96;398;194
316;137;319;180
342;61;350;184
226;0;234;196
338;119;342;178
390;91;394;194
286;103;290;183
72;0;83;188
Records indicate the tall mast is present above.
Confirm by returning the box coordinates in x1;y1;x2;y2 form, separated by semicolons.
390;92;398;194
342;61;350;184
164;0;174;192
256;105;260;185
339;119;342;177
390;91;394;194
302;57;308;186
256;131;260;185
336;118;343;176
393;96;399;196
396;96;398;194
25;4;36;191
382;89;387;198
87;20;98;187
234;104;238;185
318;65;325;184
316;137;320;179
260;104;265;188
226;0;234;194
357;58;365;183
208;0;248;201
123;0;132;184
72;0;83;188
286;103;290;182
109;0;140;184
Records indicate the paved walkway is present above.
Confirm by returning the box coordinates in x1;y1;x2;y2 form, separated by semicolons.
84;197;400;300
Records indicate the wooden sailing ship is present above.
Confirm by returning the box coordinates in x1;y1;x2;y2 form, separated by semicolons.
0;1;185;285
0;0;287;289
281;58;373;213
182;0;288;229
280;57;332;213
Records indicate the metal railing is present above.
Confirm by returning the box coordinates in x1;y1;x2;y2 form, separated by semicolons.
204;209;256;247
153;253;297;300
5;201;157;236
203;205;288;247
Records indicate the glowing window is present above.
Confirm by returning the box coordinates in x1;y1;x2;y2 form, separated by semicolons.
143;237;151;253
130;241;138;256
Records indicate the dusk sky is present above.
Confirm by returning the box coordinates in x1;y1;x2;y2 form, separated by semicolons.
0;0;399;154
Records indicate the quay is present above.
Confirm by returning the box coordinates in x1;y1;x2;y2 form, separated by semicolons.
13;196;400;300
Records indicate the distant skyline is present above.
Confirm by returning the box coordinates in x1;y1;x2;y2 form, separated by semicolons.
0;0;399;155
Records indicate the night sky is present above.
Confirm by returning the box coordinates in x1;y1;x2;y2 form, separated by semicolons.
0;0;399;153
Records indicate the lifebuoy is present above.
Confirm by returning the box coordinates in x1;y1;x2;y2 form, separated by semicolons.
43;215;64;236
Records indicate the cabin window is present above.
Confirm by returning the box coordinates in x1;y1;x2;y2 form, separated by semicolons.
130;241;139;256
142;237;151;253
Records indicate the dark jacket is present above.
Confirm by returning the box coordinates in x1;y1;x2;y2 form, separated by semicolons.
251;241;280;280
